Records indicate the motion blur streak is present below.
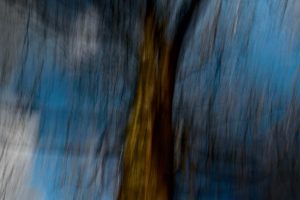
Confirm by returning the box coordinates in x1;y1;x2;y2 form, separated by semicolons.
0;0;299;199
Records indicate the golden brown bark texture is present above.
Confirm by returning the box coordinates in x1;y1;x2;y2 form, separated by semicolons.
118;13;174;200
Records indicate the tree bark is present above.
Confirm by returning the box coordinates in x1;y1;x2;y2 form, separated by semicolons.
119;1;200;199
118;12;173;199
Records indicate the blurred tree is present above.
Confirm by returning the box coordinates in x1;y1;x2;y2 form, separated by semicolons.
1;0;300;199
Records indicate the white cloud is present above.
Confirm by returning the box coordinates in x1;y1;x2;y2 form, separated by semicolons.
0;99;40;200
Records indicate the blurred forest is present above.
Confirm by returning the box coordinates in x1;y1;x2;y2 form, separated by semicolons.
0;0;300;199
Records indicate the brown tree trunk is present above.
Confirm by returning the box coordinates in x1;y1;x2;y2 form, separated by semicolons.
118;12;174;200
118;1;200;199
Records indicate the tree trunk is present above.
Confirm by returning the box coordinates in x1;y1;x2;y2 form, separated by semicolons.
119;1;200;199
118;12;174;200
